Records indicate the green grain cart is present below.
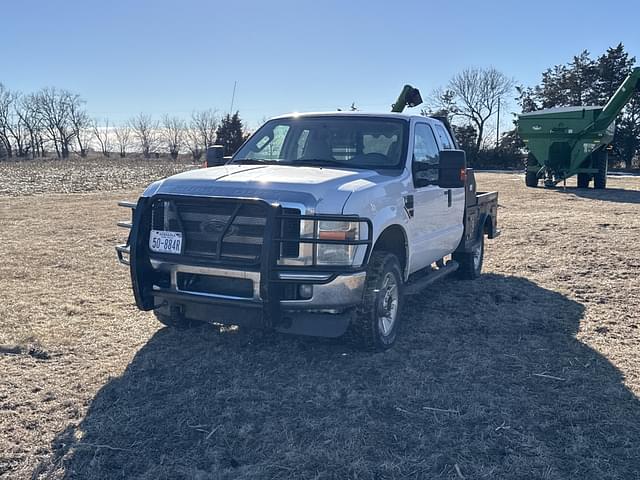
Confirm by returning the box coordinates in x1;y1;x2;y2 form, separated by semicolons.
518;67;640;189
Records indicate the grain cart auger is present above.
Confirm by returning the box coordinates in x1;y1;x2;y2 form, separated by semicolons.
518;67;640;189
391;85;423;113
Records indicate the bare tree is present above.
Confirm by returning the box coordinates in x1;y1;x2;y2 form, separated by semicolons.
35;87;79;158
7;96;28;157
162;115;185;160
437;67;514;151
185;127;203;161
114;124;131;158
69;98;90;156
0;83;14;157
17;94;44;158
93;118;112;157
130;113;158;158
186;109;217;160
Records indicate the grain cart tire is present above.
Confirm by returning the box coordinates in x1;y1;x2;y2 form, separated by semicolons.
577;173;591;188
453;233;484;280
525;154;539;187
346;251;404;351
593;150;608;189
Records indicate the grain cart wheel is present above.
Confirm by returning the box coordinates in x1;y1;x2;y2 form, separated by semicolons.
347;251;404;351
577;173;591;188
525;154;539;187
593;150;608;189
453;233;484;280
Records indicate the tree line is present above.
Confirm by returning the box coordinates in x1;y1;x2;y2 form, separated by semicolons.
0;85;247;160
1;43;638;168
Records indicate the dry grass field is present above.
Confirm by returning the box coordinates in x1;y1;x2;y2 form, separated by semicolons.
1;160;640;479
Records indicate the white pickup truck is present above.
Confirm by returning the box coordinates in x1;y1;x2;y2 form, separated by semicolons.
117;111;499;350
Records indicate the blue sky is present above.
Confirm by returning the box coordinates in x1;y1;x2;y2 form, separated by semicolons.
2;0;639;128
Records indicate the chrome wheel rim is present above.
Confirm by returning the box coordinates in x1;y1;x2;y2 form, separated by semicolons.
378;272;399;336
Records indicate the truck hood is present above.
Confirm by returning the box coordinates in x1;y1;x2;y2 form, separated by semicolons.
145;164;393;213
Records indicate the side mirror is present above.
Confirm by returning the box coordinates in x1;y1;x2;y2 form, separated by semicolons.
205;145;225;167
438;150;467;188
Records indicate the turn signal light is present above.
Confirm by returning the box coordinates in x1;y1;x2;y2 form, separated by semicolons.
318;231;350;241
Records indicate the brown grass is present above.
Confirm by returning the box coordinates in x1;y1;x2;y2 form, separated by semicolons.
1;167;640;479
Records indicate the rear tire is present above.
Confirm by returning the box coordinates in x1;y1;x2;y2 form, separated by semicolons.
525;154;539;188
347;251;404;351
453;233;484;280
593;150;608;189
577;173;591;188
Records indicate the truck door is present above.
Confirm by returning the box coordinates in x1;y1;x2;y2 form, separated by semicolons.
406;122;449;272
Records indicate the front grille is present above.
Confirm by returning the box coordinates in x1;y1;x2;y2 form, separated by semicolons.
151;198;268;264
150;198;301;265
281;208;300;258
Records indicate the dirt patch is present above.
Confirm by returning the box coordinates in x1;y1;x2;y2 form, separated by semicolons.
1;172;639;479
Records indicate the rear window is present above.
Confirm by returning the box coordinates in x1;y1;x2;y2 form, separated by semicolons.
434;124;454;150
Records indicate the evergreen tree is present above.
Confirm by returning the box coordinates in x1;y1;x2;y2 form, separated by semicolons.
216;112;246;156
592;43;635;105
452;124;478;157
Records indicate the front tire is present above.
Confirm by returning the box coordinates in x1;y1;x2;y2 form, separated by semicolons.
577;173;591;188
525;154;539;188
593;150;608;189
347;251;404;351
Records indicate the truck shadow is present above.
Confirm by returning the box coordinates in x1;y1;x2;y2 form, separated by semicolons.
555;186;640;204
39;274;640;479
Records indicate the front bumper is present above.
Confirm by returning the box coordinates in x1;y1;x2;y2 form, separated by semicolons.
149;263;366;337
116;196;371;337
148;259;366;310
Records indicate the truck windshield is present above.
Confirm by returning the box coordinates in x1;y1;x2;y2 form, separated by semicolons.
233;116;408;169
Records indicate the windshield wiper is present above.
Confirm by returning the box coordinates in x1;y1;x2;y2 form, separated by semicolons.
231;158;284;165
296;158;350;168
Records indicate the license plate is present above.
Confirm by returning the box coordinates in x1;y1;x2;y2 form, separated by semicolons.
149;230;183;254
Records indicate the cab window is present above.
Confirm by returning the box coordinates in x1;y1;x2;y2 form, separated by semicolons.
434;124;454;150
412;123;440;187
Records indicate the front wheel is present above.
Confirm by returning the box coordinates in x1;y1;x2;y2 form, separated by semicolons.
347;251;404;351
525;154;539;187
593;150;608;189
577;173;591;188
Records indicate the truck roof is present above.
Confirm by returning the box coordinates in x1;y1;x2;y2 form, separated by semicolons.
270;111;427;122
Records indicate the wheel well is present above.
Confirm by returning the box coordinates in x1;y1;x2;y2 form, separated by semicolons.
373;225;407;274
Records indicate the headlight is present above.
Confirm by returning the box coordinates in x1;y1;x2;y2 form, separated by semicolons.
277;218;367;267
317;221;359;266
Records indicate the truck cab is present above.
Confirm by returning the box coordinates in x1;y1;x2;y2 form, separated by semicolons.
117;112;499;350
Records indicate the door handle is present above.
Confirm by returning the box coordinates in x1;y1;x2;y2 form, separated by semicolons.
404;195;414;218
444;189;452;207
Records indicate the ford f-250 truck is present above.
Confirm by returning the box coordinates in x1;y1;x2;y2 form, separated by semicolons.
116;104;499;350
